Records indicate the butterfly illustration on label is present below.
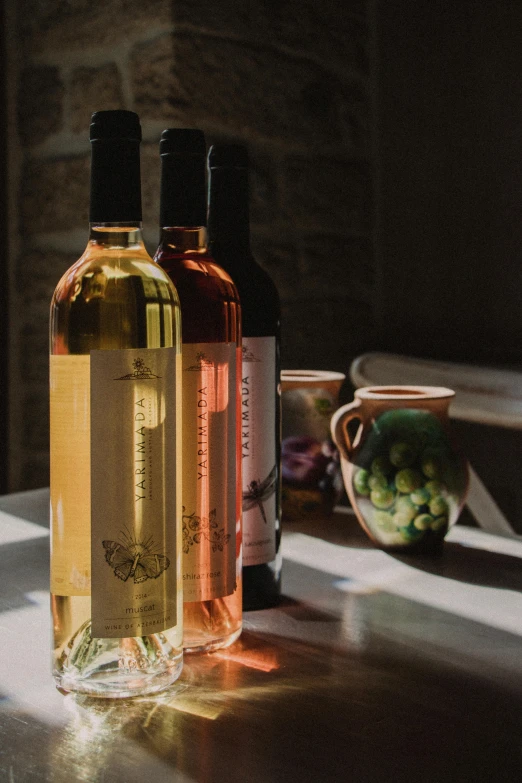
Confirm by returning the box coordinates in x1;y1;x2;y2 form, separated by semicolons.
102;528;170;583
242;465;277;523
182;507;231;554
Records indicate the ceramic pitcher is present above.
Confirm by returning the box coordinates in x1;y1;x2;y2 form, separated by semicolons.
331;386;469;552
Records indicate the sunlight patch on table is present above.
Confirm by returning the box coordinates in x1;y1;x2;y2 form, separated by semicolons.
284;532;522;639
0;591;66;726
0;511;49;545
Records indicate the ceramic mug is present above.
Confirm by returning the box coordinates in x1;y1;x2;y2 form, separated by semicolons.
281;370;345;520
331;385;469;552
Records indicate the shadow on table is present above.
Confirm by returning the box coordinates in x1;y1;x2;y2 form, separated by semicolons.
294;508;522;594
391;540;522;592
0;487;50;528
276;595;340;624
50;622;522;783
285;508;375;550
0;536;49;612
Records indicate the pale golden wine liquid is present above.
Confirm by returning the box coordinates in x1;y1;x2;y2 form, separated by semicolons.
50;228;184;696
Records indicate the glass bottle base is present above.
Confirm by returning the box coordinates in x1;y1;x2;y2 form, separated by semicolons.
182;593;242;653
52;598;184;698
54;654;183;698
242;562;281;611
183;625;242;654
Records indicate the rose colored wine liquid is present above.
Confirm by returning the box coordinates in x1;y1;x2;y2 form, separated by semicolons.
155;232;242;652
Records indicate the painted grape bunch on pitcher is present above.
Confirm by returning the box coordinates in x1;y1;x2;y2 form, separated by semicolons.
182;507;231;554
348;407;468;549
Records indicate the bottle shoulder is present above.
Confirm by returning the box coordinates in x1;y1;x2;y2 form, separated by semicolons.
209;253;280;336
212;251;280;302
52;244;180;309
154;250;241;343
50;243;182;355
155;250;236;281
154;251;240;302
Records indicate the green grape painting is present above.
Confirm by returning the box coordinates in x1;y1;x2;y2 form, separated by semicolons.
331;387;469;553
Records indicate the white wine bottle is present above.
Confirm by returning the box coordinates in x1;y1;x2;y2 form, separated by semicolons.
50;110;183;697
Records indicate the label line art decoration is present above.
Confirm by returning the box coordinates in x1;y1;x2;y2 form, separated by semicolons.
182;507;231;554
242;465;277;523
102;528;170;583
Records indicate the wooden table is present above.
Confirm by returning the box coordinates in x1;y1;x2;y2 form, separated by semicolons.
1;489;521;782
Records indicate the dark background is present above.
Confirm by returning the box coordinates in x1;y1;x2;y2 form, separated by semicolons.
1;0;8;494
1;0;521;495
376;0;522;364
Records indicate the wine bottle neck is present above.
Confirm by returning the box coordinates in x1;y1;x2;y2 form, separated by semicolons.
90;139;142;223
208;166;251;258
158;226;209;254
160;154;207;228
88;223;146;249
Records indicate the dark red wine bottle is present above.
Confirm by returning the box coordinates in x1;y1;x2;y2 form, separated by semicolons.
208;144;282;610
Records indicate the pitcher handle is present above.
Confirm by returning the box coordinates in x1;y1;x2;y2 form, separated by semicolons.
330;399;362;460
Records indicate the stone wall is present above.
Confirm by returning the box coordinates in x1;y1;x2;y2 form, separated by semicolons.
9;0;375;489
